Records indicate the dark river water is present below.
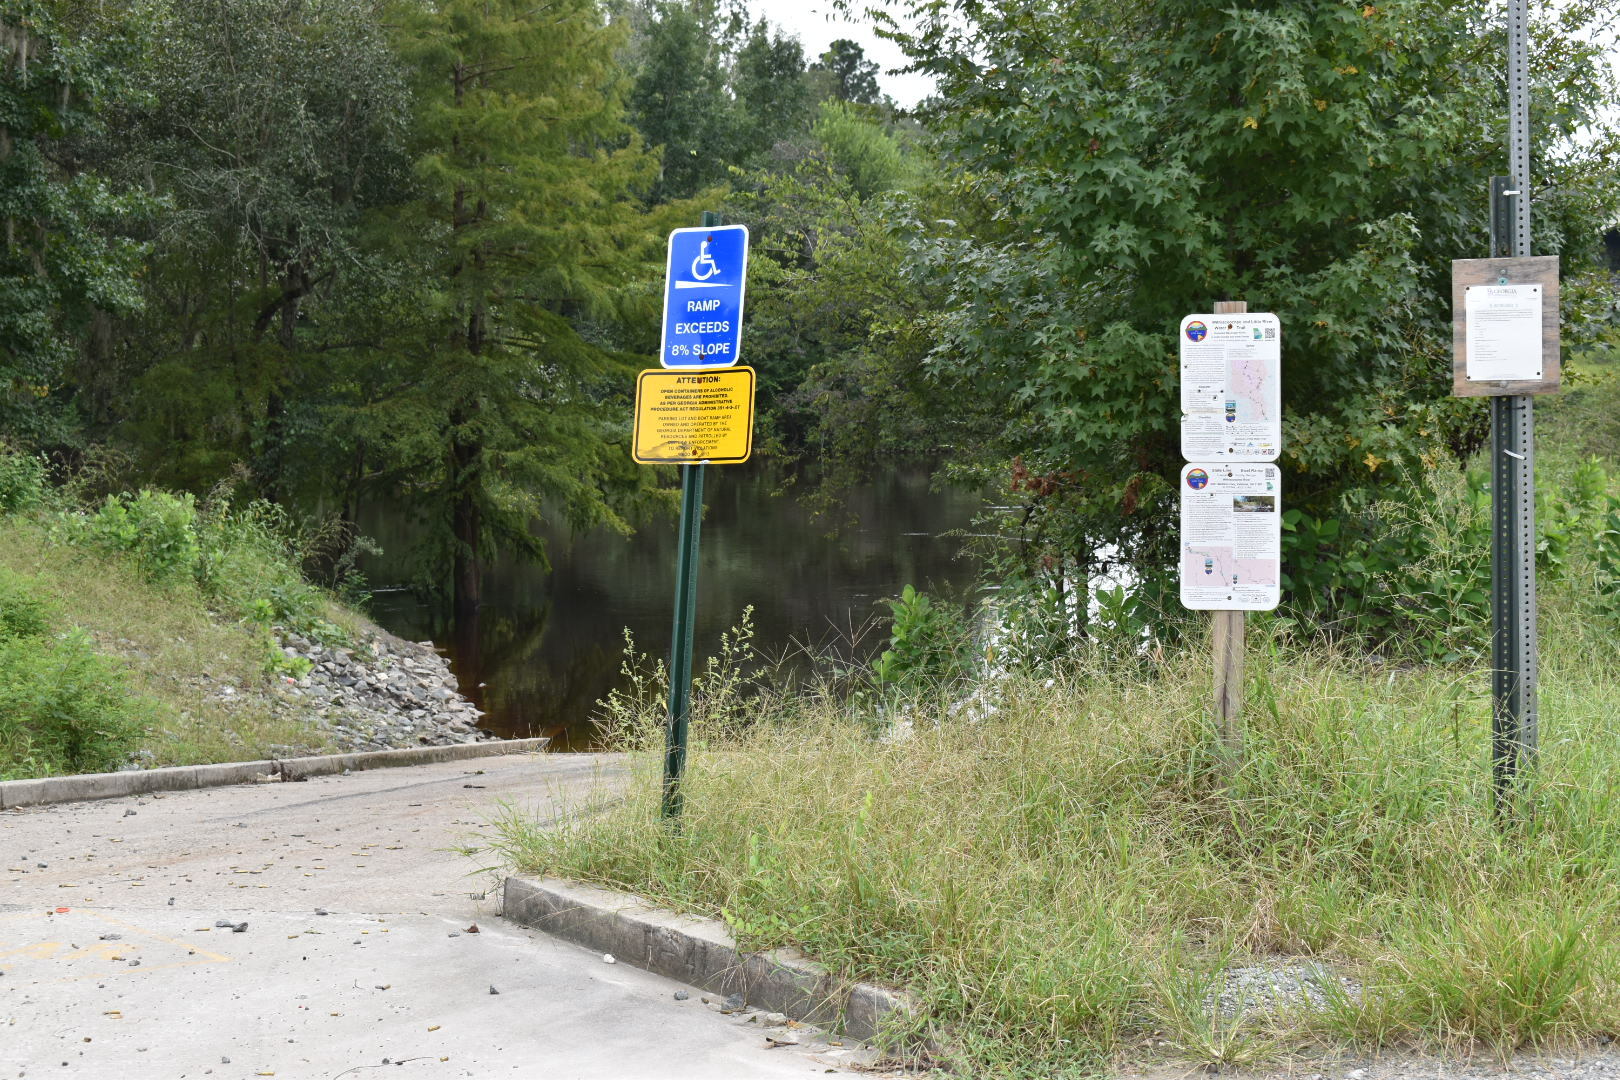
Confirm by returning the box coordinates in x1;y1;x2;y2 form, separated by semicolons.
359;463;983;749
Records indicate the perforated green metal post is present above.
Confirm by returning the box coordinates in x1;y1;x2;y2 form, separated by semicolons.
1491;1;1538;815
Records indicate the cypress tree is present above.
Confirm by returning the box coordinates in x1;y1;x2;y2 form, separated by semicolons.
383;0;662;617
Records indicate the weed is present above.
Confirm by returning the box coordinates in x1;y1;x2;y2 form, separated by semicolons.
593;606;768;750
83;489;201;583
0;516;337;768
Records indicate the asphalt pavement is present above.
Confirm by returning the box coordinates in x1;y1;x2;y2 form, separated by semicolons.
0;752;871;1079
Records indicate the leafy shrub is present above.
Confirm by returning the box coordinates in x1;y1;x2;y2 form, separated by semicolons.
1593;498;1620;619
0;567;53;639
1282;459;1620;659
0;571;139;779
59;486;351;648
1539;458;1611;578
978;572;1078;672
192;498;348;645
873;584;976;688
1282;470;1492;661
85;489;201;583
0;445;47;514
0;632;140;779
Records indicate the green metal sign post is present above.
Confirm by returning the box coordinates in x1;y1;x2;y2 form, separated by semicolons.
1449;1;1558;817
1494;0;1539;812
662;454;705;821
661;210;720;823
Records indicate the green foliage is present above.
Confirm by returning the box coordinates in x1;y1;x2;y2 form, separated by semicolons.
809;38;881;106
627;0;738;203
623;1;815;204
499;587;1620;1074
1537;457;1610;575
0;569;138;779
722;149;951;503
885;0;1620;627
1596;500;1620;619
873;584;975;688
720;828;825;949
729;18;812;154
0;0;150;447
0;565;51;638
811;101;912;199
353;0;667;615
60;486;350;646
85;489;201;583
1281;473;1490;662
0;443;47;512
0;507;347;769
94;0;412;498
191;496;348;644
1280;458;1620;660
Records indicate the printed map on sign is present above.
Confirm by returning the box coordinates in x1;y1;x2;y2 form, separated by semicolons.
1180;313;1282;461
1179;464;1281;612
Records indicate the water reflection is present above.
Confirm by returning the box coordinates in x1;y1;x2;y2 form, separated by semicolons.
361;463;983;749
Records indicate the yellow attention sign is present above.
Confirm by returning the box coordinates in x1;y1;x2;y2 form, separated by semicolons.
632;366;755;465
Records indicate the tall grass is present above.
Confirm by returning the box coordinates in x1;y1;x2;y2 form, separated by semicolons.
494;598;1620;1076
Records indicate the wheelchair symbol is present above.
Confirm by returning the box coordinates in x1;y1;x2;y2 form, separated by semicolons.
691;237;720;281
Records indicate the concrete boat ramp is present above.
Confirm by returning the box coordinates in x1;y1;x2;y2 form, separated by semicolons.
0;751;878;1079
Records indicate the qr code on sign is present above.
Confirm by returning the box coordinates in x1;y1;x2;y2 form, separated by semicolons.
1263;327;1276;339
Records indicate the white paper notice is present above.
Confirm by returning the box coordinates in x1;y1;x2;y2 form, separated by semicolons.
1179;463;1281;611
1465;283;1542;381
1179;313;1282;461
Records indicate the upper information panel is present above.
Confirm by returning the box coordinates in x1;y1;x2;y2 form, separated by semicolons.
661;224;748;369
1179;312;1282;462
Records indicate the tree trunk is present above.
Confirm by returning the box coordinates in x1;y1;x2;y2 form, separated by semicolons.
258;259;309;504
450;289;487;621
450;437;481;623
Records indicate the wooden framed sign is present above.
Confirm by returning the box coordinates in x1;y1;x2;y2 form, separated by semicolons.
1451;256;1560;397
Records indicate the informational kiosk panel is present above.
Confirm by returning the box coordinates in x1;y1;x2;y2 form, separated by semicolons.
1179;313;1282;462
661;224;749;369
632;367;755;465
1179;463;1281;611
1465;284;1543;381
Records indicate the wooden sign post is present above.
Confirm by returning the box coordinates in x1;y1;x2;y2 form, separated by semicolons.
1177;298;1282;773
1210;299;1249;767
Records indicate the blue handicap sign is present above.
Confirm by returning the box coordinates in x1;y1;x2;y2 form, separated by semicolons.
661;225;749;368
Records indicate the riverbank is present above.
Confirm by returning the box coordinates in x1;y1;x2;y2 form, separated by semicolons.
0;464;493;779
271;626;494;753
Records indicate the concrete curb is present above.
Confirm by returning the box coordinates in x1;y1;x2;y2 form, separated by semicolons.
502;876;914;1043
273;738;550;781
0;737;550;810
